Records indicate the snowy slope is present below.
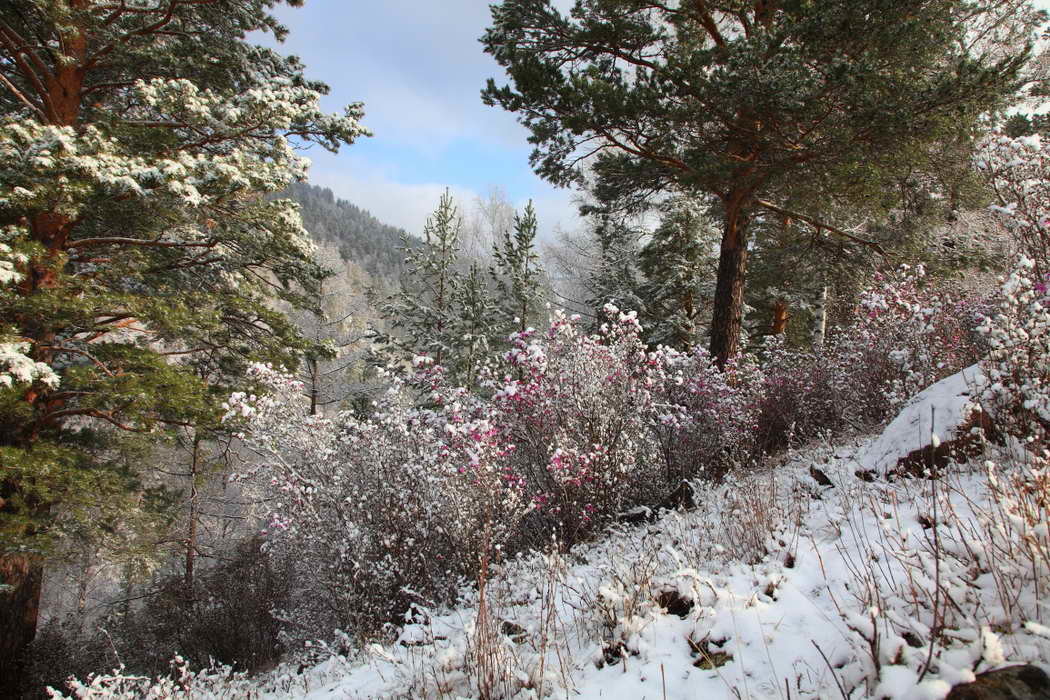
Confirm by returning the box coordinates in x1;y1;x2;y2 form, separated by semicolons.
262;437;1049;699
51;381;1050;700
853;364;985;475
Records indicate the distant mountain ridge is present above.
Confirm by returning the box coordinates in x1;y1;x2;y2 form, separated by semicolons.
282;181;420;279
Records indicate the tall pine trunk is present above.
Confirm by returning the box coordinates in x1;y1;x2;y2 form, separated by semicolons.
771;300;790;335
0;552;43;693
1;21;87;692
709;190;751;367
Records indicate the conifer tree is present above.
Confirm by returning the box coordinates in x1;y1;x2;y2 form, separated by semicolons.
375;190;464;369
586;215;643;323
483;0;1038;365
453;261;498;387
490;200;546;335
638;199;717;349
0;0;366;687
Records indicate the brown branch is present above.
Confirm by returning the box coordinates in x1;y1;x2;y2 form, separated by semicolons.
756;199;889;256
44;408;148;433
690;0;727;49
83;0;219;72
39;345;116;377
0;20;58;121
68;236;217;250
0;71;45;118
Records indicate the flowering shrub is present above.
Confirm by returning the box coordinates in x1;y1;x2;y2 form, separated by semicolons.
225;284;988;640
977;131;1050;275
744;266;986;453
976;258;1050;448
485;308;667;545
225;363;526;640
651;346;763;480
845;265;988;413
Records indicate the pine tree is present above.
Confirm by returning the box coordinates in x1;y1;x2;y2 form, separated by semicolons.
586;215;644;323
638;199;717;349
453;261;498;387
482;0;1037;365
0;1;366;687
490;200;546;335
375;190;464;369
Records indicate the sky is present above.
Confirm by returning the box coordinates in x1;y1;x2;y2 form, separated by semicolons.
262;0;579;241
265;1;1050;243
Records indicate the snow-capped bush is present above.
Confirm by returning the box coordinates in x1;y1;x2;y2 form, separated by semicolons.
976;257;1050;448
977;131;1050;274
488;308;670;546
46;656;251;699
225;362;526;641
845;264;988;414
222;288;985;647
651;345;763;480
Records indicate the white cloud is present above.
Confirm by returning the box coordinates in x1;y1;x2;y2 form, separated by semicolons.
306;161;581;245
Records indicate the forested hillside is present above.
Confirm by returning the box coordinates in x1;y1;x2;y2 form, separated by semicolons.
282;181;419;280
2;1;1049;699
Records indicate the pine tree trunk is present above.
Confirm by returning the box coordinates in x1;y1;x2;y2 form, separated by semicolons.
184;432;201;601
771;300;790;335
0;553;43;694
709;193;751;367
1;32;87;692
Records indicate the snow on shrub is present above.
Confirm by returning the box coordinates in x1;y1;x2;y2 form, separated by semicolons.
651;345;763;480
224;362;526;640
222;286;985;645
976;257;1050;448
486;307;672;545
845;264;987;415
977;131;1050;274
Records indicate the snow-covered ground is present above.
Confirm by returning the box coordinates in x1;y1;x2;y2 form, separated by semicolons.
52;370;1050;699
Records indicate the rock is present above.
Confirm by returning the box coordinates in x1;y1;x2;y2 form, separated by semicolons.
655;589;694;618
687;636;732;669
662;480;696;510
500;620;528;643
809;466;834;487
618;505;655;525
946;664;1050;700
853;365;997;477
618;482;696;525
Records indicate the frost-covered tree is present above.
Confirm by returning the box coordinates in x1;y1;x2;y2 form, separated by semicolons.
452;261;498;387
638;199;717;349
483;0;1038;365
0;0;366;688
490;200;546;335
586;215;643;324
374;190;464;370
291;245;376;416
977;130;1050;276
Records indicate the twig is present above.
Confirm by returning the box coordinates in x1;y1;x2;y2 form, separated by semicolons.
811;640;849;700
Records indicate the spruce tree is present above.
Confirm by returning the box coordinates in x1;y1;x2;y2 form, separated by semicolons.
453;261;498;387
0;1;366;687
375;190;464;370
490;200;546;335
638;199;717;349
586;215;643;322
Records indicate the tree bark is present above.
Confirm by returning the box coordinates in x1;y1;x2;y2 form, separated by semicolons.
1;19;88;694
709;191;751;367
771;300;790;335
0;553;43;694
184;431;201;601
